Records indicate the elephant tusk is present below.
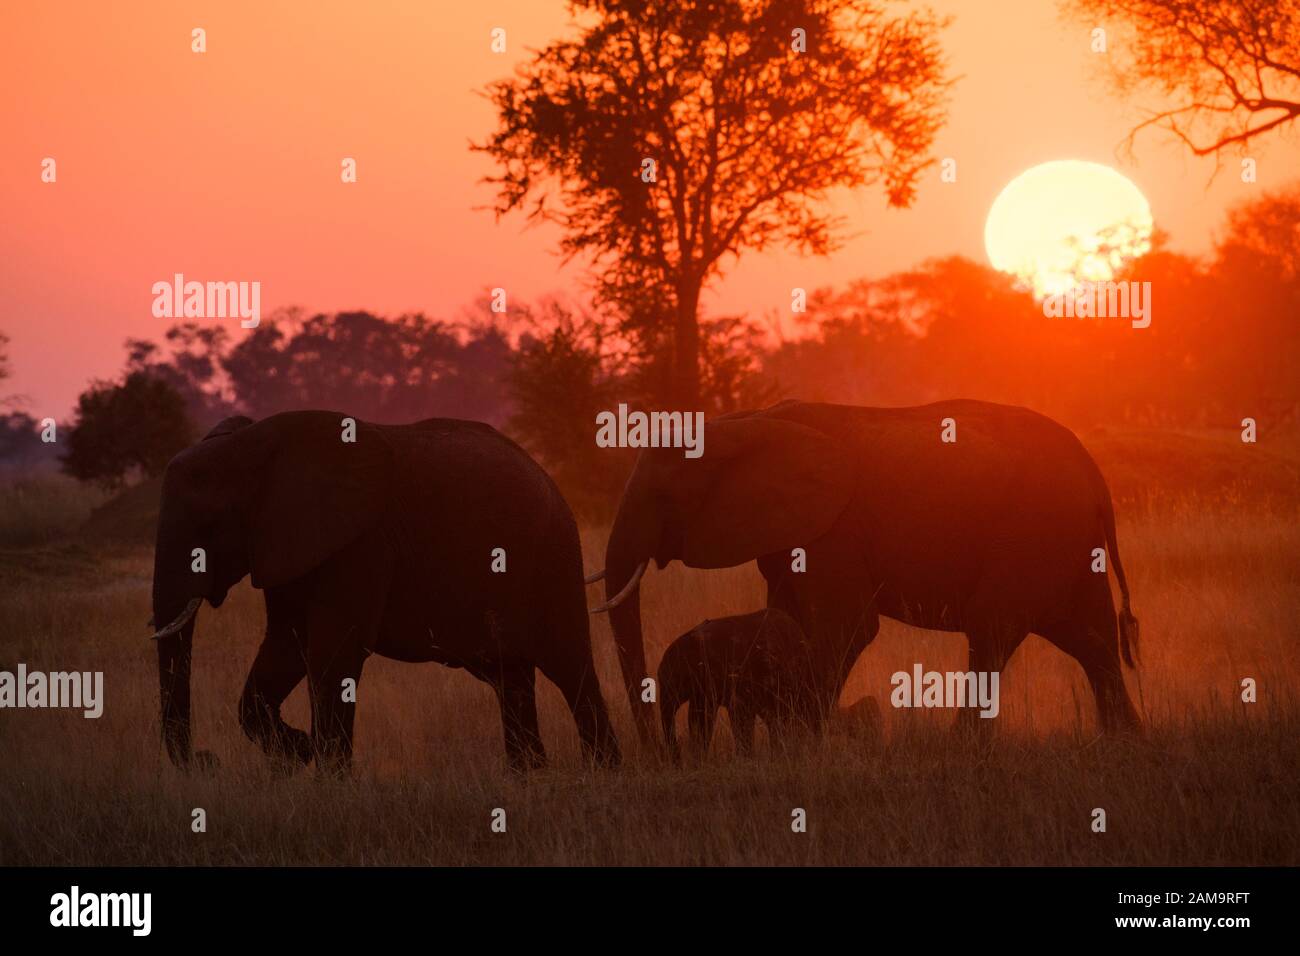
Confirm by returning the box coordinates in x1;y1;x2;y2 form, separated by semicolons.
589;561;647;614
584;569;606;585
151;598;202;641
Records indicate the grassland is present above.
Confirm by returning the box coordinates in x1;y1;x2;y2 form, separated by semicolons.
0;426;1297;865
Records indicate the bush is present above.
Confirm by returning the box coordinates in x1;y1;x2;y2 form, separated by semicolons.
505;307;640;518
61;372;196;490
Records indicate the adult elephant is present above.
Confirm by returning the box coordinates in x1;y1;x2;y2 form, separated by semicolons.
592;400;1141;746
150;411;619;773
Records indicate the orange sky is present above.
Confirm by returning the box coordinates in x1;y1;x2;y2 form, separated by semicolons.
1;0;1292;416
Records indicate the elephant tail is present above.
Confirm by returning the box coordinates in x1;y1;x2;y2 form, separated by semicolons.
1100;486;1139;669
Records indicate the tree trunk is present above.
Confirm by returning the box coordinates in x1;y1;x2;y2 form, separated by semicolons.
670;277;702;408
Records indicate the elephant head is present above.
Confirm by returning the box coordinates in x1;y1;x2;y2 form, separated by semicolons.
595;412;854;746
151;411;392;768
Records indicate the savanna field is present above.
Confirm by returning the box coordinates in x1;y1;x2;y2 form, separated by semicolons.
1;426;1297;866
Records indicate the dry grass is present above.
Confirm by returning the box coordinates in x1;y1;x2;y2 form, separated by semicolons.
0;475;107;549
0;430;1297;865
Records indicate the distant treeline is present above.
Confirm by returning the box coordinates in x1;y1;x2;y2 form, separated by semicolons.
2;185;1296;515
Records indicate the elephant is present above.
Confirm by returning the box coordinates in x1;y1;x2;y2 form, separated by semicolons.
591;399;1142;747
657;608;815;760
150;411;620;774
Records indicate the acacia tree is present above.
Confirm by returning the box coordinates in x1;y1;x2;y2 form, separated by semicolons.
1067;0;1300;157
477;0;949;405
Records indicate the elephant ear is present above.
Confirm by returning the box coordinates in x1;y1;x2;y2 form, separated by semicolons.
681;417;855;568
249;414;394;589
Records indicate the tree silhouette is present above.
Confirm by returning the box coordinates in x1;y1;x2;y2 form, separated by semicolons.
0;329;20;411
222;310;513;424
125;323;236;429
61;372;196;490
1067;0;1300;157
506;304;625;515
477;0;950;405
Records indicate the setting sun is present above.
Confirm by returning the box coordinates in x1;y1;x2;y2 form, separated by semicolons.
984;160;1154;298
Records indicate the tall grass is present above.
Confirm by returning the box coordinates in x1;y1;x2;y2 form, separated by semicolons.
0;475;107;548
0;441;1297;865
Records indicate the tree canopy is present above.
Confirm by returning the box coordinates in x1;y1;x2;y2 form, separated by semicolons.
61;372;196;490
477;0;950;404
1067;0;1300;157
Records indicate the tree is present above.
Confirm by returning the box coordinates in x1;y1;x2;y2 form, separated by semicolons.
1205;184;1300;416
1215;181;1300;281
0;411;49;472
477;0;950;405
634;313;778;413
61;372;196;490
1067;0;1300;157
125;322;236;429
0;330;19;411
506;304;627;515
222;310;513;425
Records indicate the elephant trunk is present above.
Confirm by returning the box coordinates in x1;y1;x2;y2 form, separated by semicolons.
152;511;201;768
604;495;661;749
155;604;197;768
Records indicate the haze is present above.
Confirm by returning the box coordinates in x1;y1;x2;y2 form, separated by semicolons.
0;0;1287;415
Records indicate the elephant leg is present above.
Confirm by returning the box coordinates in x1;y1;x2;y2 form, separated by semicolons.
730;697;757;756
303;606;371;776
688;696;719;758
537;649;620;769
239;637;312;767
661;692;684;765
799;583;880;729
300;548;389;774
956;627;1027;735
1038;574;1141;734
766;542;879;729
239;587;312;766
489;660;547;773
955;564;1032;734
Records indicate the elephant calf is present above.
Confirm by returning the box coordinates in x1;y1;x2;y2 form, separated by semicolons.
658;608;815;760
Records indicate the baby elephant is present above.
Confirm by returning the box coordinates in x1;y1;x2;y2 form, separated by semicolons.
658;608;813;760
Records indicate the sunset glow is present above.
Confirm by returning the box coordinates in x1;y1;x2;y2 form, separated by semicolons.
984;160;1154;298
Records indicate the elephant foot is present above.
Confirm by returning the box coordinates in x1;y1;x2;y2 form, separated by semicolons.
257;724;314;772
313;753;354;779
240;700;313;765
192;749;220;773
281;726;314;764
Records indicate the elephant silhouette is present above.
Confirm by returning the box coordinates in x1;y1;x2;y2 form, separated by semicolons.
592;399;1142;746
150;411;619;774
658;608;817;760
